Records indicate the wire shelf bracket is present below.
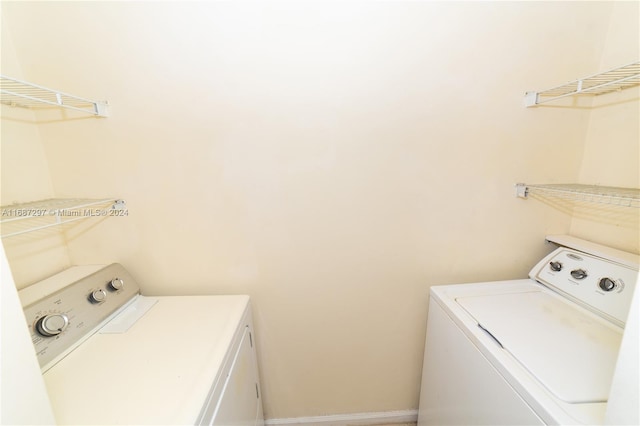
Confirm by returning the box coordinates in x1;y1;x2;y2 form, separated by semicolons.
515;183;640;208
1;75;109;117
524;62;640;107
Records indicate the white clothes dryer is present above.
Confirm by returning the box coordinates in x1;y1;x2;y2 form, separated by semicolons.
19;263;264;425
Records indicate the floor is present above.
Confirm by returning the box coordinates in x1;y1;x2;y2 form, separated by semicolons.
366;424;416;426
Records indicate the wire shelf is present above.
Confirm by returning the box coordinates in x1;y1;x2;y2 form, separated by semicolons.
515;183;640;208
1;75;109;117
0;198;126;238
524;62;640;107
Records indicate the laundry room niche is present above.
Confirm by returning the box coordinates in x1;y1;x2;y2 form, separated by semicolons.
1;2;638;424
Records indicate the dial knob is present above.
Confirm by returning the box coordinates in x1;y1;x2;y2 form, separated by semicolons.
571;269;588;280
599;277;616;292
36;313;69;337
549;261;563;272
89;289;107;303
108;278;124;291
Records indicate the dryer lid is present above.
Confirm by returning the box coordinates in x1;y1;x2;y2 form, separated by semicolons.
456;290;623;404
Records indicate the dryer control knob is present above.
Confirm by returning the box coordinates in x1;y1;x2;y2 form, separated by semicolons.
89;289;107;303
108;278;124;291
549;261;563;272
36;313;69;337
599;277;616;292
570;269;588;280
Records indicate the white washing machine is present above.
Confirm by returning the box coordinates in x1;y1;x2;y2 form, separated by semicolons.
417;235;639;425
18;263;264;425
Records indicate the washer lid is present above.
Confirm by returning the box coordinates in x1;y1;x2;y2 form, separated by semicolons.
456;290;623;404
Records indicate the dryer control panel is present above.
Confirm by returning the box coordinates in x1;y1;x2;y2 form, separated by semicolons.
19;264;140;371
531;248;638;327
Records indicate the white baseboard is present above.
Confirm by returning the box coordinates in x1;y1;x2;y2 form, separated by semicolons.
265;409;418;426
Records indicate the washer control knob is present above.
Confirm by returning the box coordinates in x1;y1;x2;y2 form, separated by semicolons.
108;278;124;291
599;277;616;292
549;261;563;272
89;289;107;303
36;313;69;337
570;269;588;280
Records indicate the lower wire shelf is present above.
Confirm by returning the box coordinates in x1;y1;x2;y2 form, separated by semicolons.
0;198;127;238
515;183;640;208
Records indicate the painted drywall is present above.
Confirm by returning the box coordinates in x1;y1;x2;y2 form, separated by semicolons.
1;1;634;420
570;1;640;253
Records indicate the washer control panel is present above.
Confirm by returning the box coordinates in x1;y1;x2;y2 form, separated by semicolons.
19;263;140;371
531;248;638;326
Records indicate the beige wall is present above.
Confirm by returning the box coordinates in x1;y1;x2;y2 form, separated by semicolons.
1;1;636;419
570;1;640;253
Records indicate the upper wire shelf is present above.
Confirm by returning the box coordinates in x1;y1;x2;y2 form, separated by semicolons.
0;198;127;238
515;183;640;208
524;62;640;107
0;75;109;117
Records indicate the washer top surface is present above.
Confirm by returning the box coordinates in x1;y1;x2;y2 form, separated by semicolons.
456;289;623;403
43;294;249;425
